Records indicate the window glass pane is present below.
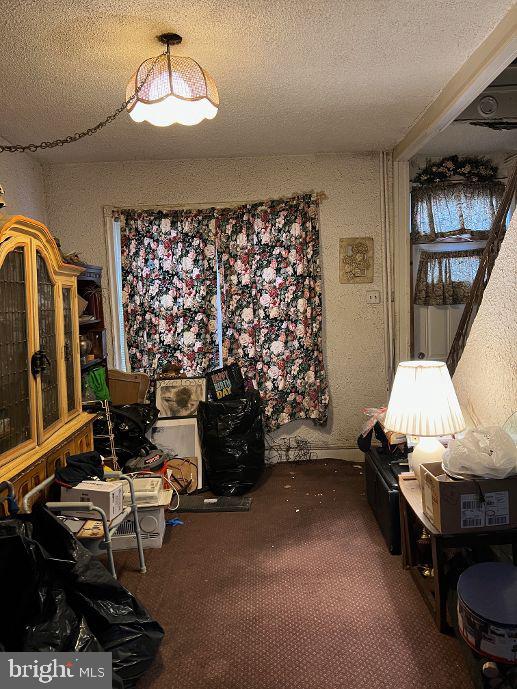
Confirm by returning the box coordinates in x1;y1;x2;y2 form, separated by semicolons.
0;247;31;453
37;252;59;428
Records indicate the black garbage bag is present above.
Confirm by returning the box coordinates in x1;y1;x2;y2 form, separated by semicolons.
0;509;164;687
0;517;102;653
197;390;265;495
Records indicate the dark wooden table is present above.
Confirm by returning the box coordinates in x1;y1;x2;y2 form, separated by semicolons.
399;475;517;633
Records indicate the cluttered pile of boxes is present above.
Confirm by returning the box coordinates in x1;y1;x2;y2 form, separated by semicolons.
60;473;176;551
377;360;517;678
382;360;517;535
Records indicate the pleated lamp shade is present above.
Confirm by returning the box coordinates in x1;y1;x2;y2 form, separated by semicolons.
126;53;219;127
384;361;465;437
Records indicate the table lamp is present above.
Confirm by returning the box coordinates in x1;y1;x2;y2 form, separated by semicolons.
384;361;465;483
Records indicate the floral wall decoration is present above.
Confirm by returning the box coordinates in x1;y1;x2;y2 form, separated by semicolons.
118;193;329;431
412;155;498;186
339;237;374;284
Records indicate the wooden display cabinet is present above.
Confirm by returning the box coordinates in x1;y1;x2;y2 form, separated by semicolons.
0;215;94;509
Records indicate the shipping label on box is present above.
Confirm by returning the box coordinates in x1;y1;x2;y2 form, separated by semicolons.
460;492;509;529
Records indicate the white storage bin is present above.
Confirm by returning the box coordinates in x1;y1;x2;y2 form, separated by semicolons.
111;506;165;551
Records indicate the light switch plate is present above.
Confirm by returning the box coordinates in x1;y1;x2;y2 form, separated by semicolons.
366;290;381;304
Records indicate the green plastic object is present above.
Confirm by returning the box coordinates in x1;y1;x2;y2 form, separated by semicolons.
86;366;111;401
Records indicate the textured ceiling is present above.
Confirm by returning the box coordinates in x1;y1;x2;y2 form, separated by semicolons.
0;0;514;163
421;61;517;155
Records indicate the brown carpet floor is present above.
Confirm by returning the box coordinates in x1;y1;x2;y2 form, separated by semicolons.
117;460;473;689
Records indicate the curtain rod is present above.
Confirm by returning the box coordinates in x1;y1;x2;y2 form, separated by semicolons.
411;177;507;187
104;191;327;216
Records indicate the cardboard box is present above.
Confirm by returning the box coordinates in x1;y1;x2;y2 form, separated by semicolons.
421;462;517;534
166;456;201;494
61;480;124;521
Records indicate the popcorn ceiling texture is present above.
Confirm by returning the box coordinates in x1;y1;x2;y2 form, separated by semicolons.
43;152;387;453
0;137;46;222
454;209;517;427
0;0;513;163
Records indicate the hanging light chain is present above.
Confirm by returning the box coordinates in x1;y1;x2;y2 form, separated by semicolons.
0;56;160;154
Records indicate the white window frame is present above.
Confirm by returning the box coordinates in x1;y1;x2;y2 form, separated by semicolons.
104;210;127;371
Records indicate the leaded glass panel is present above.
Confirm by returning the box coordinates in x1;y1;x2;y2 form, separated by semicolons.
37;252;59;428
62;287;76;413
0;248;31;454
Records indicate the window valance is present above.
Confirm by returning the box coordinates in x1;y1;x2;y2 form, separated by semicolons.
411;182;504;243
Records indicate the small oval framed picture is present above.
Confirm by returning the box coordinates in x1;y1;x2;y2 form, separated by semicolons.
155;376;207;418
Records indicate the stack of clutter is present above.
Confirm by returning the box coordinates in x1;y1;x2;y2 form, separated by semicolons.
114;477;173;550
357;406;407;456
0;508;163;687
57;452;171;551
198;363;265;496
63;476;172;551
421;428;517;534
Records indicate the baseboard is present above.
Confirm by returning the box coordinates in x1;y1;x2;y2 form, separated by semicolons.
311;447;364;462
266;444;363;464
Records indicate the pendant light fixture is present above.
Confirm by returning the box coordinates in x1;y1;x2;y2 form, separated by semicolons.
126;33;219;127
0;32;220;155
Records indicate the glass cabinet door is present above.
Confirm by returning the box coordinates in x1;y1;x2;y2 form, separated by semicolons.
0;247;33;456
36;251;60;431
62;286;79;414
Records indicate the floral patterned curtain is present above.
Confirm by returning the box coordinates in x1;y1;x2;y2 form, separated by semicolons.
217;194;329;431
118;209;219;377
414;248;484;306
411;182;504;243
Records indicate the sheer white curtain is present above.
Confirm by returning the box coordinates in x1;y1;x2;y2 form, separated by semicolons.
411;182;504;242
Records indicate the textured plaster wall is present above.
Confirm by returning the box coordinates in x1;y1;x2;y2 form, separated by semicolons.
453;209;517;427
43;153;387;453
0;136;47;222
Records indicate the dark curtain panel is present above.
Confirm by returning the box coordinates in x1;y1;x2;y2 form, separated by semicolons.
217;194;329;431
117;194;329;431
119;208;219;376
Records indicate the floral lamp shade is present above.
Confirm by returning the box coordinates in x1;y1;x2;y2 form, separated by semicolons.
384;361;465;437
126;38;219;127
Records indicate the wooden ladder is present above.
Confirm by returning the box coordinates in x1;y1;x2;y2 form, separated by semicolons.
447;161;517;376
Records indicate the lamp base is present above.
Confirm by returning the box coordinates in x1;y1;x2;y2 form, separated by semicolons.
410;436;445;485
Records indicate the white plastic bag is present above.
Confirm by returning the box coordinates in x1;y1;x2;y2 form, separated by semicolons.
443;426;517;479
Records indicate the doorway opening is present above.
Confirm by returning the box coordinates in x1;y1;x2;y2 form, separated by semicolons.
408;60;517;362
